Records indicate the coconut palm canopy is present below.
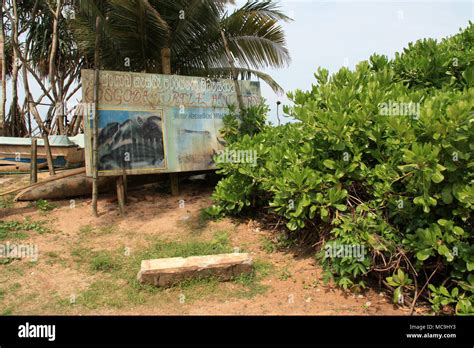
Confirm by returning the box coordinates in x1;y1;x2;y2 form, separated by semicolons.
0;0;291;136
72;0;292;93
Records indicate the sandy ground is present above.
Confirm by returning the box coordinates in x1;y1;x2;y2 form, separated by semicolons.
0;173;422;315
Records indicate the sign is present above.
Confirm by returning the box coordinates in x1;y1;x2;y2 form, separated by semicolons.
81;70;261;176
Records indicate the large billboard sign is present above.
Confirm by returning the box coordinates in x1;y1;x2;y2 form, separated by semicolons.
81;70;261;176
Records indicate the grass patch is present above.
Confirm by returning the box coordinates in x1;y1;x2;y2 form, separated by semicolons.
0;195;13;209
45;251;66;266
171;276;222;302
33;199;57;212
90;252;121;272
71;248;122;272
141;231;232;260
278;267;292;281
229;260;272;298
2;264;25;276
260;233;298;254
1;307;13;315
71;247;94;263
79;224;117;237
10;282;21;291
0;258;13;265
98;225;116;235
0;219;48;240
78;225;94;235
260;236;277;253
69;231;271;310
77;280;132;309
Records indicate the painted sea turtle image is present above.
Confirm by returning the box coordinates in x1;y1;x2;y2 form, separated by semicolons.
98;115;165;170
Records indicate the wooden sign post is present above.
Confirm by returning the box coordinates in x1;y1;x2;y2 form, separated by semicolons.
92;16;101;217
161;47;179;197
30;138;37;184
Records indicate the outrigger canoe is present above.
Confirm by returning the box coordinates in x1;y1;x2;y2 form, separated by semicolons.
0;135;85;169
13;167;114;201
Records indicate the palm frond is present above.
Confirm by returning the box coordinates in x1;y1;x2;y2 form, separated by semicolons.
221;0;291;70
189;66;284;95
69;0;290;92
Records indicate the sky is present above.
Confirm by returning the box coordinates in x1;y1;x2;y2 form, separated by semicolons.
230;0;473;125
6;0;474;130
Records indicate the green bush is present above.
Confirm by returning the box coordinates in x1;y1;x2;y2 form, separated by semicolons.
219;102;269;143
209;23;474;314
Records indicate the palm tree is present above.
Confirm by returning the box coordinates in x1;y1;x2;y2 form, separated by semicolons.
0;3;7;135
72;0;291;93
19;0;83;134
3;0;26;137
1;0;291;136
2;0;83;136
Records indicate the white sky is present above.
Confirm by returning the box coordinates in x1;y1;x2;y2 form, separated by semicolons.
7;0;474;130
241;0;473;124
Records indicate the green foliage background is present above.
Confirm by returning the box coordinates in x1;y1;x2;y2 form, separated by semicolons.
208;23;474;315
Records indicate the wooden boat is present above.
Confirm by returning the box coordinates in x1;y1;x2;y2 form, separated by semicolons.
0;159;48;172
14;168;114;201
0;135;85;169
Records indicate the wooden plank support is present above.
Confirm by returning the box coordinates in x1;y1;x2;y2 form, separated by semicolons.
91;16;101;217
30;138;37;184
137;253;253;287
116;175;126;214
122;170;128;202
170;173;179;196
42;135;55;176
160;47;180;196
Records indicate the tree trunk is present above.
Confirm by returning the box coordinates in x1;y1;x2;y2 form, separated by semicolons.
161;47;171;74
21;52;49;136
10;0;21;136
161;47;179;196
0;4;6;135
220;30;245;112
92;16;101;217
30;138;38;184
49;0;62;103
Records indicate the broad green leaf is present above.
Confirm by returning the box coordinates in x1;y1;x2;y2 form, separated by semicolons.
416;249;431;261
334;204;347;211
323;159;336;170
437;219;448;226
451;287;459;298
431;171;444;183
441;186;453;204
320;207;329;219
438;244;449;256
440;286;450;297
393;287;402;304
286;220;298;231
386;276;399;287
467;262;474;272
468;274;474;286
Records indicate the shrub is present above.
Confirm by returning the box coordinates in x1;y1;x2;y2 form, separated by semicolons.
209;23;474;314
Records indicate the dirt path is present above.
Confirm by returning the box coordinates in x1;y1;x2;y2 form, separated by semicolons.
0;175;414;315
